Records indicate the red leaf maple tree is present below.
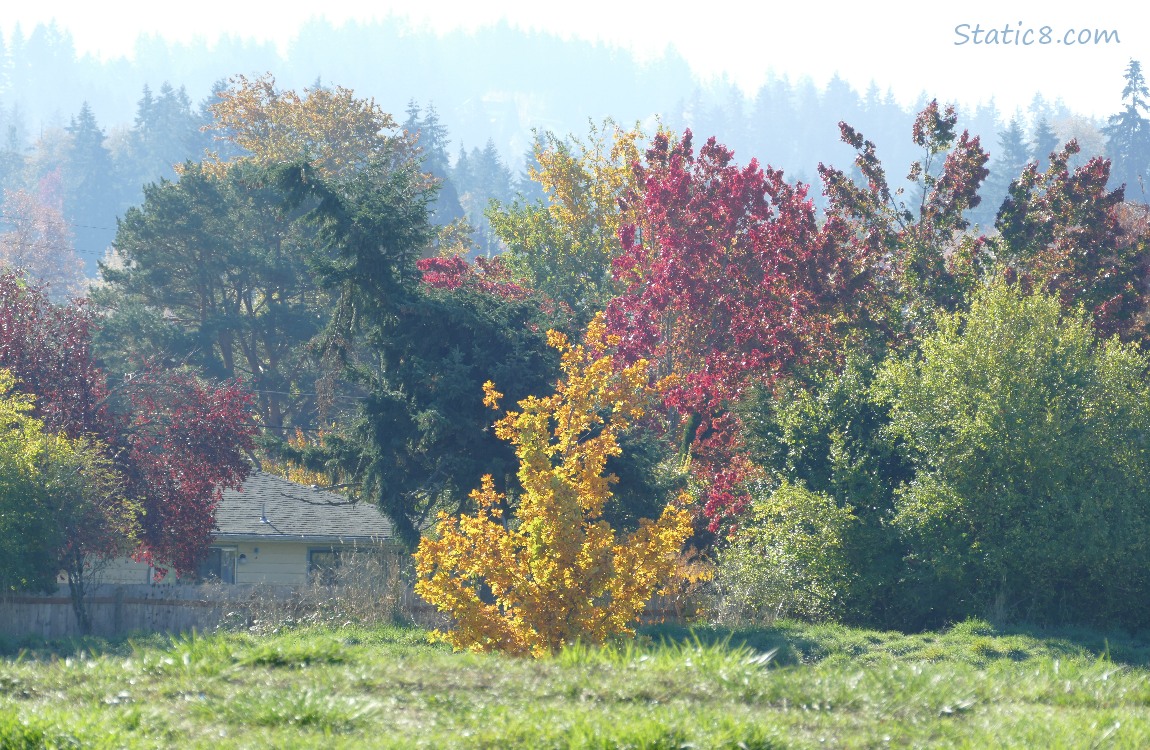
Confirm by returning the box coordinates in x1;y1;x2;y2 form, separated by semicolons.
0;273;256;574
605;130;857;530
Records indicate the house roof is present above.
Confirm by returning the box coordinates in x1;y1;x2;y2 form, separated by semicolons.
212;470;393;544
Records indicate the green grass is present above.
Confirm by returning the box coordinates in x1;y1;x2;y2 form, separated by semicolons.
1;619;1149;748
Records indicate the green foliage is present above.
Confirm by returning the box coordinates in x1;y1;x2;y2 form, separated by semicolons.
488;121;644;325
0;371;62;592
737;357;910;624
0;371;136;596
876;282;1150;628
96;161;330;432
742;355;909;511
712;482;857;624
320;283;561;547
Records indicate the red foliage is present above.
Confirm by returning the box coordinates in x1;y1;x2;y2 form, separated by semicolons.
0;273;256;574
606;130;857;530
418;255;575;328
818;101;991;343
418;256;533;300
995;141;1149;340
0;273;117;441
123;369;256;573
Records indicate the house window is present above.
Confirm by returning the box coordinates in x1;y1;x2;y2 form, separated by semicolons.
195;547;237;584
308;547;342;585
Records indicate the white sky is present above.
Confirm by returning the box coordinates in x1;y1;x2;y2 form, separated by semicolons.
1;0;1144;120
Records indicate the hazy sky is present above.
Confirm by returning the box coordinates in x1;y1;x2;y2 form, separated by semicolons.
2;0;1143;120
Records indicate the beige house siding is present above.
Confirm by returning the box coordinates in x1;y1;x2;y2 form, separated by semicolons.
95;556;153;585
91;540;392;587
76;471;396;588
235;542;309;585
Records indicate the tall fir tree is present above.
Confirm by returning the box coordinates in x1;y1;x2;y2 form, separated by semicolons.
1103;59;1150;200
65;102;116;272
404;100;464;225
1032;117;1061;165
974;118;1032;229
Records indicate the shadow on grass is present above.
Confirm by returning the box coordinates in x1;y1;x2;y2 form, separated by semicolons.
639;619;1150;668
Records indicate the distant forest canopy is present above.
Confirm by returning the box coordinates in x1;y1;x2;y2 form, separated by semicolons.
0;18;1140;276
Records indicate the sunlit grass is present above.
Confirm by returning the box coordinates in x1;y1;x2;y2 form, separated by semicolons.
1;619;1148;748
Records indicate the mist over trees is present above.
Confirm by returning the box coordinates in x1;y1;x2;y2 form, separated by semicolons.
0;19;1130;281
0;15;1148;641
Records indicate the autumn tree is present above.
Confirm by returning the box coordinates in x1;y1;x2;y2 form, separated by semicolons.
0;273;256;576
606;129;857;529
488;120;646;321
0;187;85;300
818;100;991;346
200;73;413;179
993;140;1149;340
118;367;255;573
414;315;692;656
416;254;675;533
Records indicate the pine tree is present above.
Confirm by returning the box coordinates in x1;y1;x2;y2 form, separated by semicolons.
405;100;464;224
1031;118;1061;165
65;102;116;271
1103;59;1150;200
975;118;1032;229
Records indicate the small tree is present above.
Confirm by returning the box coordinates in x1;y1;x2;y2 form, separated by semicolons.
49;438;138;634
414;315;692;656
0;370;66;594
0;369;139;634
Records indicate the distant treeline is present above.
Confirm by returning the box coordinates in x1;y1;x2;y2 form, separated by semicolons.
0;19;1144;275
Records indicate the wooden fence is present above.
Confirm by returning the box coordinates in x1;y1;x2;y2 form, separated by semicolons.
0;583;444;639
1;584;692;640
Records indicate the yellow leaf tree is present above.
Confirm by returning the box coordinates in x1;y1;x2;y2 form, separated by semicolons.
487;120;648;319
199;73;413;179
413;314;692;657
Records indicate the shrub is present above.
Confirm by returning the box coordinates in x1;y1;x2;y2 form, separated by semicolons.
711;481;856;625
876;282;1150;628
414;315;692;656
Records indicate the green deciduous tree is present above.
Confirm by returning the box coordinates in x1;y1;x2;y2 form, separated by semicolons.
712;481;856;624
0;369;69;593
876;283;1150;628
488;120;645;322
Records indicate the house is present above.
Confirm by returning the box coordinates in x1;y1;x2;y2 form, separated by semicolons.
99;471;396;586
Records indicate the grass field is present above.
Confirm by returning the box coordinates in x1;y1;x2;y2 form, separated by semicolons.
2;619;1149;748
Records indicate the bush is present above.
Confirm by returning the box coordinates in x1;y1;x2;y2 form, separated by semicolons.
711;481;856;625
877;283;1150;628
737;355;910;625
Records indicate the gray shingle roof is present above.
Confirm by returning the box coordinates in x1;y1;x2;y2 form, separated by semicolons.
212;471;393;543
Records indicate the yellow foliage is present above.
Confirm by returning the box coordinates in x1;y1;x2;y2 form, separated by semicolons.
261;428;332;487
198;74;411;179
530;119;647;259
414;314;693;657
